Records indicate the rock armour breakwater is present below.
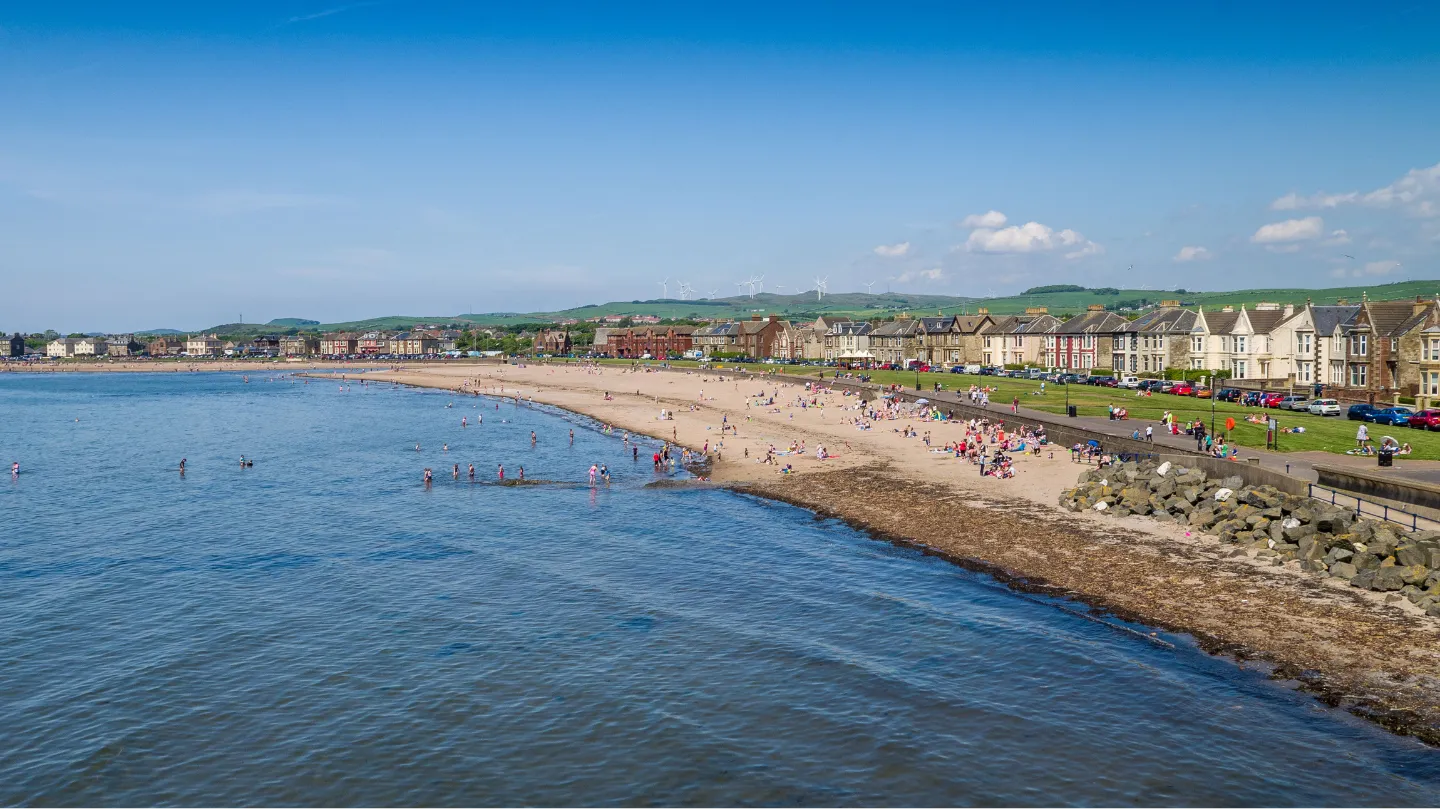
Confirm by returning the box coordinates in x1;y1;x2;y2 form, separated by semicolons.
1061;460;1440;616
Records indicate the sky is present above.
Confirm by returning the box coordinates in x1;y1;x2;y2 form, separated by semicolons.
2;1;1439;332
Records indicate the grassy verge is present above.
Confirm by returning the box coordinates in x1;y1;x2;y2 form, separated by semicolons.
556;358;1438;460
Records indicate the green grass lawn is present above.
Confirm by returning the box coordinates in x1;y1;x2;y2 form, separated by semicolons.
566;358;1440;460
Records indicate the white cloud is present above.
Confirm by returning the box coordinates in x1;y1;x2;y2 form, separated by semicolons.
1329;259;1403;278
965;221;1103;259
1271;161;1440;217
1251;216;1324;244
873;241;911;257
894;267;944;283
1321;229;1351;246
1173;245;1211;262
1265;244;1302;254
959;210;1008;229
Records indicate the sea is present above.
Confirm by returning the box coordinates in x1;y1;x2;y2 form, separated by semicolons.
2;371;1439;806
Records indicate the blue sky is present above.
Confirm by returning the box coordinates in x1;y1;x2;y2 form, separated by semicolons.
2;1;1438;331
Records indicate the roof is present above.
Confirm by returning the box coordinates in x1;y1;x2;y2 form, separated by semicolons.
950;315;993;334
1310;305;1360;335
1056;310;1127;334
918;316;953;333
871;319;921;337
827;321;873;336
1013;314;1062;334
1120;308;1196;334
1198;310;1240;334
1244;308;1289;335
1367;300;1427;337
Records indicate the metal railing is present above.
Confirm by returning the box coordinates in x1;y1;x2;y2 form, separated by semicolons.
1308;484;1440;532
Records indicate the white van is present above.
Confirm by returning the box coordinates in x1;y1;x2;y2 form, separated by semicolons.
1119;376;1141;389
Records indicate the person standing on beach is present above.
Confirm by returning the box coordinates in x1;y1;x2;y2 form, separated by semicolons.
589;464;598;486
570;429;574;445
498;464;504;481
468;463;475;480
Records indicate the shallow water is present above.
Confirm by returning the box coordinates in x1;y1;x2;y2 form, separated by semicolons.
2;372;1438;806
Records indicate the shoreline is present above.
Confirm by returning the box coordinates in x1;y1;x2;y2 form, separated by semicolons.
314;364;1439;744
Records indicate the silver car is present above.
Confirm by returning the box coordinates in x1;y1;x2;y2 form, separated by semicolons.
1308;398;1341;416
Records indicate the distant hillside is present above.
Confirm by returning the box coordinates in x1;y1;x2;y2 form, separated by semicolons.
181;279;1440;338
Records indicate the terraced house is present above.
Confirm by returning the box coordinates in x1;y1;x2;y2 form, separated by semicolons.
320;332;359;356
1341;296;1440;399
1109;303;1196;376
984;310;1061;367
822;321;874;363
1269;303;1359;389
1045;306;1126;371
869;318;922;366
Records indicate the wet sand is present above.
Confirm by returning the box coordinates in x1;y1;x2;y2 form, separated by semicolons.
331;361;1440;743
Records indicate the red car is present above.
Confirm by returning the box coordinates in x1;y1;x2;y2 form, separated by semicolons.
1409;409;1440;430
1262;392;1285;408
1170;382;1194;396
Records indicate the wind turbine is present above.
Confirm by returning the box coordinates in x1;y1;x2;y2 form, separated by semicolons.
814;276;828;301
754;274;765;295
864;280;877;294
658;277;669;300
773;284;786;295
708;288;719;299
736;281;748;296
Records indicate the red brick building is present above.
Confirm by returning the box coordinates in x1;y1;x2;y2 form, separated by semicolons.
604;326;696;358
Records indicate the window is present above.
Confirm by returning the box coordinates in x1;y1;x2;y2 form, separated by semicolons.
984;336;992;348
1297;332;1312;354
1351;334;1368;356
1016;335;1024;348
1129;356;1137;372
1334;335;1344;355
1192;335;1204;353
1427;372;1440;397
1233;360;1247;379
1130;334;1138;350
1429;338;1440;362
1391;338;1398;353
1298;361;1311;383
1350;363;1368;387
1234;336;1246;353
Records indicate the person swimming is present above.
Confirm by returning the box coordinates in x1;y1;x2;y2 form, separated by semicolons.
518;466;525;481
588;464;598;486
531;431;537;445
468;463;475;480
498;464;504;481
179;458;186;472
423;468;433;483
452;463;460;479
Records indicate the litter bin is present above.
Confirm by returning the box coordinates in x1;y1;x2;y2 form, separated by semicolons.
1067;405;1078;418
1379;448;1394;467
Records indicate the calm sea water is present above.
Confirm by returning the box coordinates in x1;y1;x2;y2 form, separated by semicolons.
2;371;1438;806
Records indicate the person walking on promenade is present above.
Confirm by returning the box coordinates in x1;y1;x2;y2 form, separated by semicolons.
1012;396;1019;414
1145;425;1153;443
1194;422;1206;452
1356;422;1370;451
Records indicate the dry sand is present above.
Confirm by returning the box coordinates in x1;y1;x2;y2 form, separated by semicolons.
350;360;1440;744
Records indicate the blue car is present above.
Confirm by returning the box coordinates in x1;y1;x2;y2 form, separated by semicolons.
1364;407;1416;426
1348;403;1376;421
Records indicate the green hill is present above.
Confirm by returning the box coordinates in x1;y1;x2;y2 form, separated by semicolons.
173;279;1440;339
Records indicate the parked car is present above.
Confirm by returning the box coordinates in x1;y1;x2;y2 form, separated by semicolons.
1262;393;1285;408
1216;388;1243;402
1192;386;1213;398
1170;382;1194;396
1138;379;1164;392
1276;395;1307;410
1094;376;1119;387
1160;381;1178;393
1308;399;1341;416
1408;409;1440;430
1348;403;1378;421
1119;376;1140;389
1365;407;1416;426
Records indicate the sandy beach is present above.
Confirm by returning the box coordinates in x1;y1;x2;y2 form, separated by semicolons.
341;360;1440;744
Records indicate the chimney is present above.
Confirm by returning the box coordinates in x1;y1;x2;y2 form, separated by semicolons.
768;314;779;323
1255;301;1279;311
751;314;761;321
1221;306;1234;313
1025;306;1048;314
1415;296;1429;317
1282;303;1294;318
1159;299;1180;308
977;307;989;314
1087;304;1105;312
